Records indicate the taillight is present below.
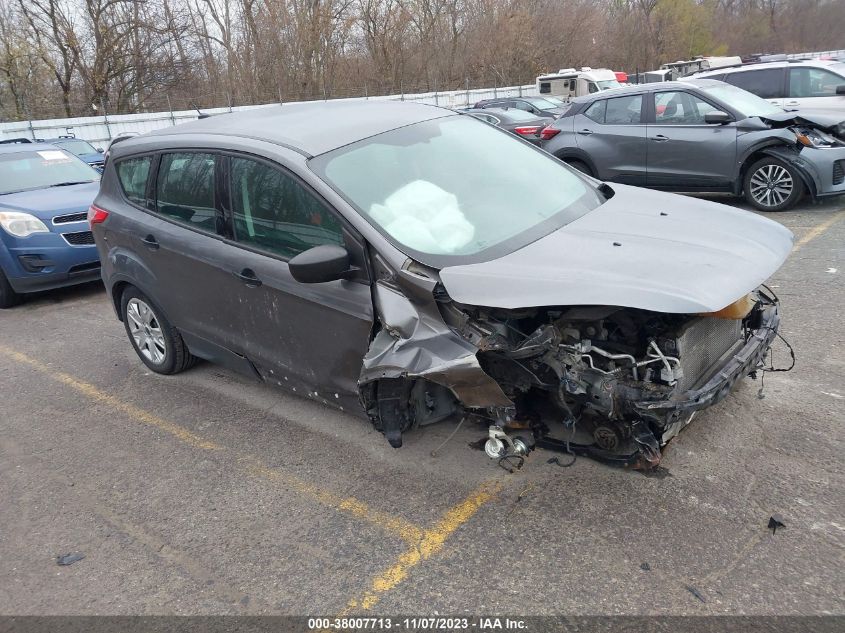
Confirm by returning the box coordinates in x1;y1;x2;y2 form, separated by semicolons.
514;126;541;136
540;127;560;140
88;204;109;226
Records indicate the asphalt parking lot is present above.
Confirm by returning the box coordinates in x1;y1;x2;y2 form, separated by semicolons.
1;195;843;618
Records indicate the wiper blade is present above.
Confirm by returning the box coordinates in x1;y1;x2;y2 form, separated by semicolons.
50;180;95;187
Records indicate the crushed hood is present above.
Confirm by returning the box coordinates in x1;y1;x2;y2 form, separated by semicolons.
758;109;844;131
439;185;793;313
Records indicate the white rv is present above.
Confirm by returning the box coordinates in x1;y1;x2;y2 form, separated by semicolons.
536;67;622;100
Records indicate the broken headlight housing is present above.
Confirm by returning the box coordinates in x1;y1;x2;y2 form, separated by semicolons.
793;126;841;148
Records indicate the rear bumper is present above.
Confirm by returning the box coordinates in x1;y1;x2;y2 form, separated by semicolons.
633;302;779;420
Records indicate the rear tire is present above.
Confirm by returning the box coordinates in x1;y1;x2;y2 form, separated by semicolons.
566;159;593;177
743;157;805;212
121;287;196;374
0;268;22;309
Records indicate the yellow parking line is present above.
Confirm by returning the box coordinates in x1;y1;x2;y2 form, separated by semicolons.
342;480;502;613
0;345;222;450
242;458;424;544
792;209;845;253
0;345;423;542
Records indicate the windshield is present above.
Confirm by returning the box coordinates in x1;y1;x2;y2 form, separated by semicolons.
0;150;99;195
696;82;783;117
310;116;603;266
52;139;99;156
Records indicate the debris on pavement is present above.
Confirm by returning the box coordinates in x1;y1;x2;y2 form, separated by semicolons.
56;552;85;566
768;515;786;534
685;585;706;603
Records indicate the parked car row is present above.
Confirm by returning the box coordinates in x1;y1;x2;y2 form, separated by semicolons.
538;79;845;211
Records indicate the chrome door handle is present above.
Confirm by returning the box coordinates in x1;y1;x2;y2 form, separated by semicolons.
650;134;669;142
576;129;594;135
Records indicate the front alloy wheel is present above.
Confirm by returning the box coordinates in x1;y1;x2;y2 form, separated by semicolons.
743;157;805;211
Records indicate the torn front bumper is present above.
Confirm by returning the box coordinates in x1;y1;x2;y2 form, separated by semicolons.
633;302;779;424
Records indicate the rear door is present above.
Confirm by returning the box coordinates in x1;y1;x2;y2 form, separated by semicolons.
221;153;374;401
786;66;845;111
140;151;254;358
572;94;647;184
646;89;737;189
723;68;787;107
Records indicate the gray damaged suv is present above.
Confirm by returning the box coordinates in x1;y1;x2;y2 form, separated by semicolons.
541;79;845;211
91;101;792;469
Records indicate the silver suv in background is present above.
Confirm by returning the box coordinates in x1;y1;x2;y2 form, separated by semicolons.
688;59;845;112
540;79;845;211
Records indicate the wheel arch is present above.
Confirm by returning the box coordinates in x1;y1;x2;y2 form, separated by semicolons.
552;148;598;177
736;142;816;197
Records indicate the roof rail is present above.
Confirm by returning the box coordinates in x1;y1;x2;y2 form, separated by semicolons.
0;137;34;144
682;57;820;77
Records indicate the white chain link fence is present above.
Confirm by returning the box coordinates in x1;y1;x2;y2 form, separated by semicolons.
0;84;538;147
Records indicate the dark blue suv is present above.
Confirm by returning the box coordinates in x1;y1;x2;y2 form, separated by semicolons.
0;143;101;307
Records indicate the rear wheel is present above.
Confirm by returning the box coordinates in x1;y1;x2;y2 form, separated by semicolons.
743;157;805;211
121;287;196;374
0;268;22;309
565;159;593;177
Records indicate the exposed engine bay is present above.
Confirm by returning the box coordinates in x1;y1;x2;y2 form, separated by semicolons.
360;280;781;470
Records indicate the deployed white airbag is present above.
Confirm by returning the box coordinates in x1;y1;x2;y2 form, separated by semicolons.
369;180;474;254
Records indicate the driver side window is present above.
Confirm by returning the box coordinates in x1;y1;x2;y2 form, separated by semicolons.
230;157;344;260
654;91;718;125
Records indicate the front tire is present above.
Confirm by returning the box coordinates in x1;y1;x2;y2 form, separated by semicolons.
743;157;805;211
121;287;196;374
0;268;22;309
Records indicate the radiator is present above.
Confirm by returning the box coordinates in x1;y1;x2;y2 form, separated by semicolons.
665;317;743;392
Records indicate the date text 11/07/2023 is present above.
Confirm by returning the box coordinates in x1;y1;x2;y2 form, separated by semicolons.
307;617;528;630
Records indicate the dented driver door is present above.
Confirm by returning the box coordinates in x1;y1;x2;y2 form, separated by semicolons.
222;154;374;408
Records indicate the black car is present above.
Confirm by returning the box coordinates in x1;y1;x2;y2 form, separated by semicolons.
473;96;569;118
463;107;553;144
91;101;791;469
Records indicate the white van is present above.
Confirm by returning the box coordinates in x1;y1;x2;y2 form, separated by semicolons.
690;59;845;112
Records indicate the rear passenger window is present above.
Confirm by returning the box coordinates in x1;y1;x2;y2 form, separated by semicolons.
230;157;344;260
155;153;217;233
116;156;151;207
725;68;783;99
584;100;606;123
604;95;642;124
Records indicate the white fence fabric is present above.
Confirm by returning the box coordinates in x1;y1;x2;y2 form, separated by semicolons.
0;85;538;147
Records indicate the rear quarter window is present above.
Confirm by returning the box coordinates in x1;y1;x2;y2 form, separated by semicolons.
116;156;152;207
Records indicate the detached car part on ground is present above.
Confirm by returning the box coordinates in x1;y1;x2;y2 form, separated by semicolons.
540;79;845;212
92;102;792;470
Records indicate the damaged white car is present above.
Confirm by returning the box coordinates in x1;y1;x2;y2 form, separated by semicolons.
94;101;793;469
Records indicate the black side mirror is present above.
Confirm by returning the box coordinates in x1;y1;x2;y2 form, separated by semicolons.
289;244;351;284
704;111;732;124
836;85;845;95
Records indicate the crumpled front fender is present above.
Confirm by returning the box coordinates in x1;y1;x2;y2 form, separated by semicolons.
359;281;512;409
